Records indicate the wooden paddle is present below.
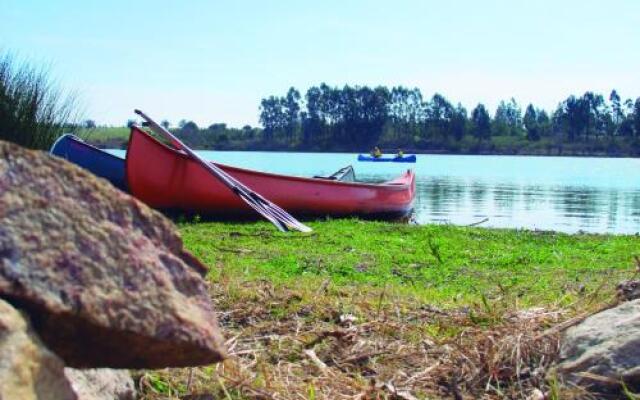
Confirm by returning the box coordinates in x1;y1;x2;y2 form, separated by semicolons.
134;109;312;233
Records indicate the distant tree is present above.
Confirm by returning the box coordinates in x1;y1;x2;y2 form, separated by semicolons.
523;104;540;141
582;92;606;139
83;119;96;129
625;99;635;114
161;120;170;129
259;96;286;142
634;98;640;138
303;86;323;145
556;95;586;142
181;121;198;133
536;109;551;138
619;117;634;137
471;104;491;140
493;98;523;136
451;103;468;141
208;123;227;132
241;125;255;139
609;90;623;128
389;87;424;124
424;93;454;142
178;119;188;129
283;87;301;142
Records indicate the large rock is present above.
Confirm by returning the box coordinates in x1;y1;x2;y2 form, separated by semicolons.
64;368;136;400
555;299;640;392
0;140;225;368
0;299;76;400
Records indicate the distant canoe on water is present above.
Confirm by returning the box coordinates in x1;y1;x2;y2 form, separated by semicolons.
126;127;416;220
50;134;128;192
358;154;417;163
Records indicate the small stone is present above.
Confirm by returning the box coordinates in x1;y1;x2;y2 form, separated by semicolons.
617;280;640;302
527;388;545;400
64;368;136;400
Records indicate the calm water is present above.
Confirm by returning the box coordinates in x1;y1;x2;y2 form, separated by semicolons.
111;150;640;234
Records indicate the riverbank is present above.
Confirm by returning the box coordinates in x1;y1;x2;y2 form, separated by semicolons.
138;220;640;398
80;127;640;158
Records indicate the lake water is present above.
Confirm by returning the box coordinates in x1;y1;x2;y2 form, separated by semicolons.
111;150;640;234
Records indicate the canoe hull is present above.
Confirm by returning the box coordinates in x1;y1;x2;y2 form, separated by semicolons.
358;154;416;163
126;128;416;219
50;134;128;191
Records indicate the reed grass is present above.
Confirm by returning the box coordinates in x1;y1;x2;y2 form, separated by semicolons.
0;52;78;150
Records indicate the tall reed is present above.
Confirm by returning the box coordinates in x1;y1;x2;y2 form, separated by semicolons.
0;52;78;150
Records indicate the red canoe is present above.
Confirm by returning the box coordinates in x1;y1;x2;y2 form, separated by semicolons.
125;127;416;219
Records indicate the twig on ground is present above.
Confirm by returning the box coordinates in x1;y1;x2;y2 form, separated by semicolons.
467;217;489;227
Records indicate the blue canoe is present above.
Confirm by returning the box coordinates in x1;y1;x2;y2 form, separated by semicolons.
357;154;417;163
50;134;128;192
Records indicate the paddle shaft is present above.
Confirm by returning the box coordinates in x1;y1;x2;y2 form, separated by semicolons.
134;110;311;233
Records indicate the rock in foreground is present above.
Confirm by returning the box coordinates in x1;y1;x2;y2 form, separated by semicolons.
555;299;640;393
65;368;136;400
0;299;76;400
0;141;225;368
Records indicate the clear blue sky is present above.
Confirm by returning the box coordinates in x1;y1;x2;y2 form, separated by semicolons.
2;0;639;127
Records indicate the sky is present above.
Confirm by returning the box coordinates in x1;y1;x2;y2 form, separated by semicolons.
2;0;639;128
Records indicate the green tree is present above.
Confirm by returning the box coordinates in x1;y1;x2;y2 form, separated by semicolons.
259;96;285;142
536;109;551;137
471;104;491;140
283;87;301;143
609;90;623;129
451;103;468;141
523;104;540;141
303;86;323;145
424;93;454;143
493;98;522;136
634;98;640;138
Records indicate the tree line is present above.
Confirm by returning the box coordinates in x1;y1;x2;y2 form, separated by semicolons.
93;84;640;156
252;84;640;155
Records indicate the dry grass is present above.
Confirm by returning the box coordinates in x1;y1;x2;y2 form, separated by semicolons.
135;275;620;400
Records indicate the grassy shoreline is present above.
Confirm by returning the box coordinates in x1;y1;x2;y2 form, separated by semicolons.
138;220;639;399
181;219;638;307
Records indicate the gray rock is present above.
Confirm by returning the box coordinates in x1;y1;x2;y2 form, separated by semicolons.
0;299;76;400
617;280;640;302
555;299;640;392
0;141;225;368
64;368;136;400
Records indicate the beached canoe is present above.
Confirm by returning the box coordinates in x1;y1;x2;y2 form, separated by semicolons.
126;127;416;219
50;134;128;191
358;154;416;163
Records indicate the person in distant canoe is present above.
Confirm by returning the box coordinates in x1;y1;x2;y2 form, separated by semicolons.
371;146;382;158
395;149;404;159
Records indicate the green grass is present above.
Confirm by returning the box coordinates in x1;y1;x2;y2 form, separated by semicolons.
78;126;130;143
180;219;639;308
136;220;640;399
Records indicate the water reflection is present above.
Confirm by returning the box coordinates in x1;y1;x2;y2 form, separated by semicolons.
414;176;640;234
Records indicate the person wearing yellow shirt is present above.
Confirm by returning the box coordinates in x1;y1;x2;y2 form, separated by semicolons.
371;146;382;158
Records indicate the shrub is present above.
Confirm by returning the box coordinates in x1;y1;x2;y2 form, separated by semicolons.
0;52;78;150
